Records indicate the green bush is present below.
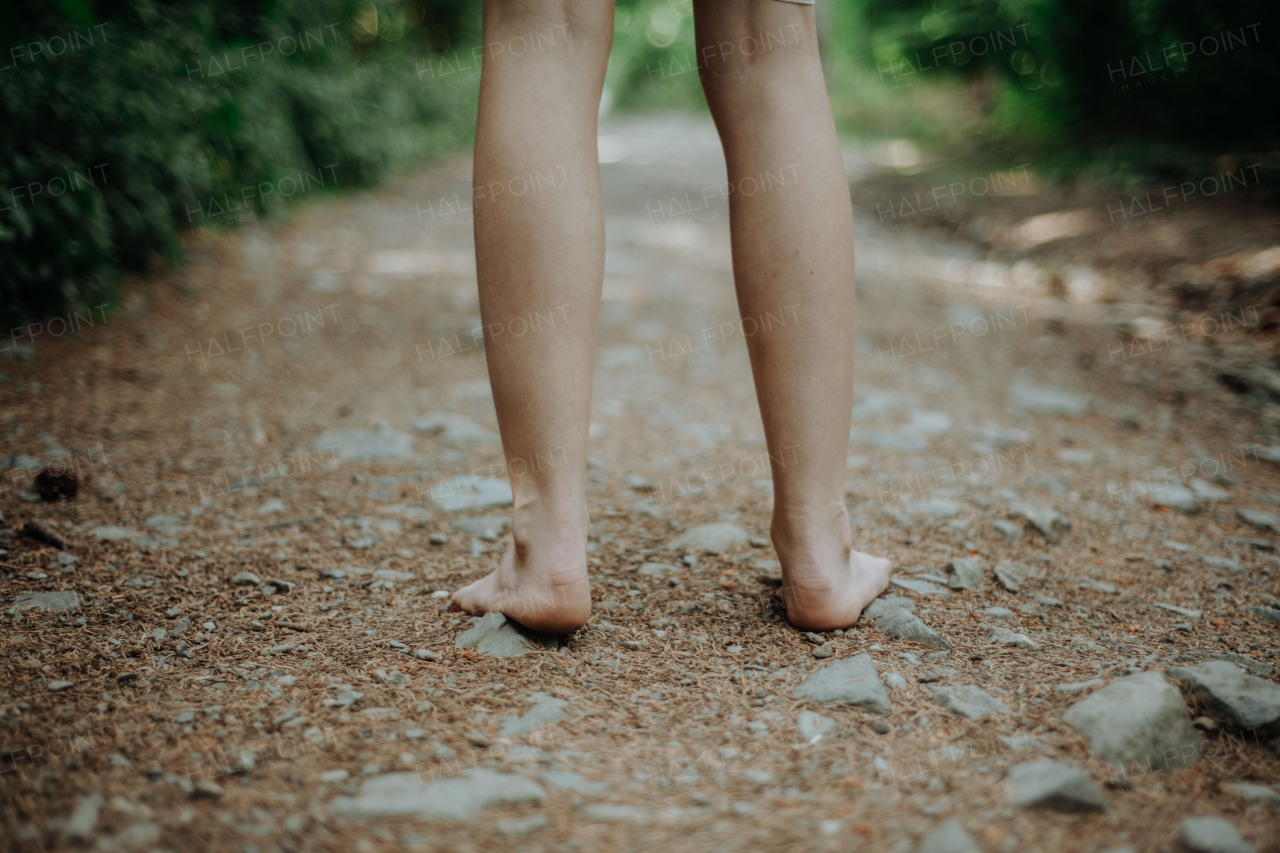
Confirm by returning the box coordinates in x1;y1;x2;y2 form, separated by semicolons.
0;0;479;328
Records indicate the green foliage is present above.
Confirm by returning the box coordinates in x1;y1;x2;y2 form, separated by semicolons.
0;0;479;327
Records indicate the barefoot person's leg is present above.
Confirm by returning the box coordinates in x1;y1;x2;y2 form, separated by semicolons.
693;0;891;630
450;1;613;633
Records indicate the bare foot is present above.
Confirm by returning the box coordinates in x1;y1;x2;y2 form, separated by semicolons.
772;509;892;631
450;514;591;634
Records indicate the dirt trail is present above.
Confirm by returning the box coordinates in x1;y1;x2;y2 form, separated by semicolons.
2;113;1279;852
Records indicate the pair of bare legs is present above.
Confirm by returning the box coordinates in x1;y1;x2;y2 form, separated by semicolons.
450;0;891;634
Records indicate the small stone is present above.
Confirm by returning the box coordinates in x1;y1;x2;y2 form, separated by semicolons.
993;520;1024;542
449;515;508;540
233;571;262;586
428;533;448;545
796;711;838;741
812;643;835;659
1147;484;1201;515
428;475;513;512
871;720;891;734
793;653;892;715
928;684;1011;720
60;793;105;842
8;591;81;615
917;818;982;853
1166;661;1280;731
413;649;439;661
496;693;568;738
1008;381;1091;415
1006;759;1105;812
635;562;681;577
1177;816;1254;853
993;560;1032;593
664;523;749;555
891;577;951;596
988;626;1040;652
873;607;951;650
1009;503;1070;544
46;680;74;692
1238;508;1280;535
740;768;774;787
946;557;983;591
1155;603;1203;620
191;780;224;799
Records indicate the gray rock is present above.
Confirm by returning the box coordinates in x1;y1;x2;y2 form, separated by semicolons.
1245;606;1280;626
448;515;508;540
883;672;909;690
1238;508;1280;535
1009;503;1070;543
1148;485;1201;514
60;793;105;842
1008;381;1091;415
873;607;952;650
91;525;140;541
928;684;1011;720
1189;478;1230;502
47;680;74;692
540;769;609;795
455;612;561;657
1178;816;1254;853
982;606;1016;621
813;643;834;659
1165;661;1280;732
1204;556;1244;574
409;413;498;446
317;426;417;461
864;596;917;617
579;803;648;822
233;571;262;586
793;653;892;715
635;562;681;577
916;819;982;853
988;626;1040;652
993;520;1024;542
1006;759;1105;812
1223;782;1280;812
8;591;81;615
429;475;513;512
665;523;749;555
994;561;1032;592
1154;603;1203;620
1063;672;1200;772
910;499;963;519
796;710;838;741
496;693;568;738
946;557;983;591
329;769;544;820
891;577;951;596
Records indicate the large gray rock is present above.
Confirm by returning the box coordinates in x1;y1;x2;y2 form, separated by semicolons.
1008;381;1091;415
1166;661;1280;732
328;769;543;820
916;819;981;853
664;523;749;555
409;413;499;446
496;693;568;738
1063;672;1200;773
429;475;513;512
455;613;561;658
1237;508;1280;535
793;653;892;715
316;426;417;461
928;684;1011;720
1006;759;1105;812
873;606;952;650
1178;816;1254;853
9;591;81;615
946;557;983;591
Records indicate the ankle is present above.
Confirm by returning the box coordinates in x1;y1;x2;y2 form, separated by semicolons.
510;496;589;554
771;501;852;551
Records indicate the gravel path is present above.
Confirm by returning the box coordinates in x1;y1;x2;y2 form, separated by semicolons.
2;114;1279;852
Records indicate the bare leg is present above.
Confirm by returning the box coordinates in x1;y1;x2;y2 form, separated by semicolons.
694;0;891;630
450;0;613;634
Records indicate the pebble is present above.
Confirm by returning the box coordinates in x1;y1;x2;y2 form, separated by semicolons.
46;680;74;692
449;515;508;540
1166;661;1280;731
1147;484;1201;515
988;626;1040;652
329;769;545;820
496;693;568;738
636;562;681;577
428;533;448;545
928;684;1011;720
1238;508;1280;535
191;781;224;799
664;523;750;555
917;818;982;853
812;643;834;659
891;577;951;596
413;649;439;661
1007;381;1091;415
873;606;952;650
428;475;514;512
1154;603;1203;620
409;413;497;445
315;426;417;461
1062;671;1200;772
233;571;262;586
1009;503;1070;544
993;520;1024;542
946;557;983;591
60;794;105;842
994;561;1031;592
796;711;838;741
792;653;892;715
1006;759;1105;812
8;591;81;615
1177;816;1254;853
